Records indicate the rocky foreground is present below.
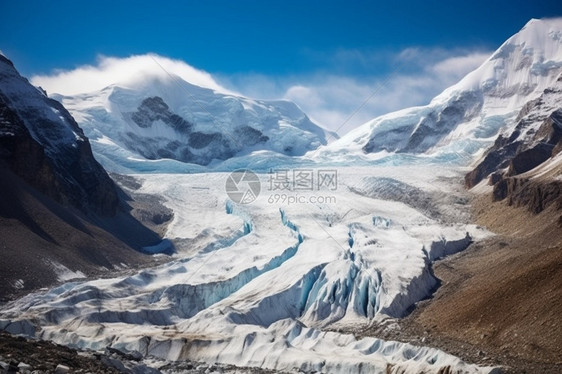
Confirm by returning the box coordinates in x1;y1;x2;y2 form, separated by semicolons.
0;332;295;374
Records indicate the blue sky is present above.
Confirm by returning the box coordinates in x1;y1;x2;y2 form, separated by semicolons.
1;0;562;132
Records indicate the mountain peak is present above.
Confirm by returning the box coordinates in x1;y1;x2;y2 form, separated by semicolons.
324;18;562;163
49;60;334;171
433;17;562;107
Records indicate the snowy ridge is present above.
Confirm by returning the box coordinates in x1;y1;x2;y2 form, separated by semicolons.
51;63;335;171
320;18;562;166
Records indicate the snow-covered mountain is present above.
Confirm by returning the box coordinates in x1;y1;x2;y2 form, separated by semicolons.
51;61;335;172
322;18;562;169
466;73;562;188
318;17;562;216
0;54;498;373
2;18;562;374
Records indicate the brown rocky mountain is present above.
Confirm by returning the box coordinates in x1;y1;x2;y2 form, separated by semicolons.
465;73;562;217
465;74;562;190
0;55;171;300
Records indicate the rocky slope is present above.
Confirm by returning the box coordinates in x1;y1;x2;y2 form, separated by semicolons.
465;73;562;188
0;55;169;300
367;190;562;374
0;55;117;216
465;73;562;215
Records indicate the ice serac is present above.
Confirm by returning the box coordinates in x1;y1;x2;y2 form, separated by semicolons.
52;61;335;172
0;54;118;216
324;18;562;165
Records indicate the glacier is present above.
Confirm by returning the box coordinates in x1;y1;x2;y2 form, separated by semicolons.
0;169;493;373
4;17;562;374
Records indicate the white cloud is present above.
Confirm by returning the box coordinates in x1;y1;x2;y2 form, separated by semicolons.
244;48;491;134
31;54;233;96
431;52;491;78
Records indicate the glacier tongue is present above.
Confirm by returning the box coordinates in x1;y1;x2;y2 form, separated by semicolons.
0;168;493;373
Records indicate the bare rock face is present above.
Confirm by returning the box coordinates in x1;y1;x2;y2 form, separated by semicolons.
131;96;192;134
465;107;562;188
464;135;521;189
505;142;555;176
0;56;170;299
0;55;118;216
465;75;562;189
465;74;562;215
492;176;562;214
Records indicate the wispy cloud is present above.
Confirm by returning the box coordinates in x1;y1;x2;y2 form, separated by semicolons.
220;48;491;134
31;54;233;96
431;52;492;78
